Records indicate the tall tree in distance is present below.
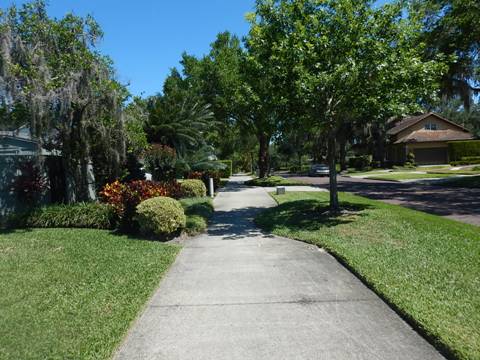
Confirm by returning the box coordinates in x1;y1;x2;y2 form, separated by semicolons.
412;0;480;109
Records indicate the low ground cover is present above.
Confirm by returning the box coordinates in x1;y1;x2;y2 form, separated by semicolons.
256;191;480;360
0;228;179;360
180;197;214;235
245;176;305;187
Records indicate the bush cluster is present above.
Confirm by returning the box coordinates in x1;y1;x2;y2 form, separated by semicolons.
450;156;480;166
9;202;117;229
448;140;480;161
99;180;181;229
289;165;310;173
348;155;372;170
180;179;207;198
144;144;177;182
136;196;186;237
187;170;221;191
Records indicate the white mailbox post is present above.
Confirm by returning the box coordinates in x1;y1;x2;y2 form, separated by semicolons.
209;177;214;198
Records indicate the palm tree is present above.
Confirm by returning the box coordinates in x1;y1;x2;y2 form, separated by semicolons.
145;96;214;157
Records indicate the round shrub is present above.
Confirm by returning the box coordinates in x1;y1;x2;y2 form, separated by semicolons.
135;196;186;236
180;179;207;198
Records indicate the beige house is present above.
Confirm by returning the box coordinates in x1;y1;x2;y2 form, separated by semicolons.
386;112;474;165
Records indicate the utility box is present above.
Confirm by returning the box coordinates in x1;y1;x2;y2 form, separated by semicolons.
276;186;286;195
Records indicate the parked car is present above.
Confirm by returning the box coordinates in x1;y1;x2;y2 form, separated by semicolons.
308;164;329;177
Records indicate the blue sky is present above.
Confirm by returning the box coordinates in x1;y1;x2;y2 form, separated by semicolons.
8;0;389;98
8;0;255;97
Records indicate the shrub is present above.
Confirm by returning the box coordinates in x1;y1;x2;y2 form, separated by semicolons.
348;155;372;170
9;202;117;229
11;160;47;204
473;166;480;171
187;170;221;191
244;176;304;187
144;144;177;182
180;197;214;235
450;158;480;166
448;140;480;161
180;179;206;198
135;197;186;237
217;160;233;178
289;165;310;174
99;180;181;229
405;152;416;167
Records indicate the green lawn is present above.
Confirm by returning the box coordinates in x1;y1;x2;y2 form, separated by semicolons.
0;228;179;360
366;172;454;181
256;192;480;360
244;176;306;187
180;197;214;235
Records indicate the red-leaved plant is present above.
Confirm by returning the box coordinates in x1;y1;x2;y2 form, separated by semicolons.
99;179;181;230
12;160;47;204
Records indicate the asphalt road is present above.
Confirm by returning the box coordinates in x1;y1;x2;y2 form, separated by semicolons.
114;176;444;360
287;175;480;226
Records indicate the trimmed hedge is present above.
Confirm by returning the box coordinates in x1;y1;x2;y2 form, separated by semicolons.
8;202;117;229
448;140;480;161
217;160;233;178
180;179;207;198
450;158;480;166
135;196;186;237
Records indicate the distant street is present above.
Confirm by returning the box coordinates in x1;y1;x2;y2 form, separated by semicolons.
286;175;480;226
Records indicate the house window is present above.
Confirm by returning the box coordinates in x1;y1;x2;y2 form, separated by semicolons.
424;122;438;130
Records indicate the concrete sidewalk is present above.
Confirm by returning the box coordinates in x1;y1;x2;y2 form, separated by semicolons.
114;176;444;360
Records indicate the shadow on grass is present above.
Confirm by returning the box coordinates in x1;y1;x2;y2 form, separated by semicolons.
256;199;373;232
0;227;34;235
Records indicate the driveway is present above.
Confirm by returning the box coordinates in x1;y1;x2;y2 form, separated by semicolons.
287;175;480;226
115;176;443;360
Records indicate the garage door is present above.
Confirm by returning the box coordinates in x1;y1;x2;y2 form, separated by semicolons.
413;148;448;165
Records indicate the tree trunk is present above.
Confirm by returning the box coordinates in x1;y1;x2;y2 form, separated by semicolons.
258;133;270;178
328;132;339;212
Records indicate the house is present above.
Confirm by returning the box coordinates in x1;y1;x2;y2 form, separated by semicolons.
386;112;474;165
0;126;96;217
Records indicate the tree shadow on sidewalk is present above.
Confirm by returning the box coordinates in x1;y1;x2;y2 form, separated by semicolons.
207;206;276;241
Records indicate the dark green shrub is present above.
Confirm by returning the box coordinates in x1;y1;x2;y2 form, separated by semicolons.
9;202;117;229
144;144;177;182
450;158;480;166
348;155;372;170
244;176;303;187
187;170;221;191
180;179;207;198
217;160;233;178
448;140;480;161
403;152;416;167
135;196;186;236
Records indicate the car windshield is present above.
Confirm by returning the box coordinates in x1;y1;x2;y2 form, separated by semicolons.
312;164;328;169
